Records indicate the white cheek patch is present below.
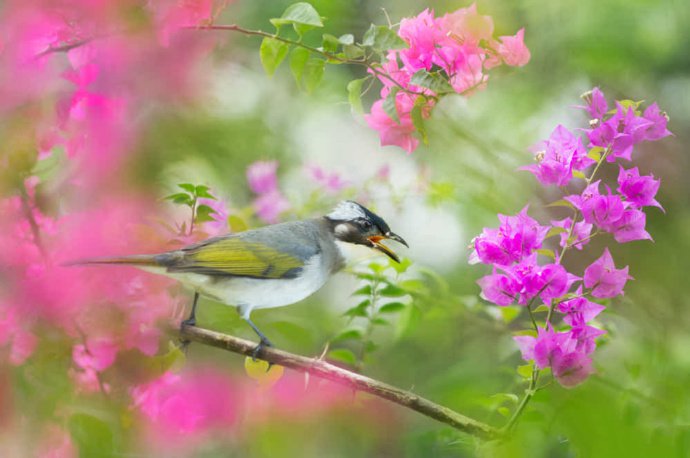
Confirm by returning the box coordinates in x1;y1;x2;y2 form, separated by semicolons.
328;201;365;220
334;223;350;238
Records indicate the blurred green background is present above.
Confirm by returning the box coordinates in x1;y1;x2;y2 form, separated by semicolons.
111;0;690;456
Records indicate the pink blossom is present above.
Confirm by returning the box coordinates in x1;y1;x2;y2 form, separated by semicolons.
253;190;290;224
398;9;445;72
132;369;238;439
581;87;608;120
584;248;632;298
495;28;530;67
365;94;424;153
477;270;520;306
641;103;672;141
247;160;279;194
551;351;593;388
521;125;592;187
198;194;230;234
153;0;215;46
73;339;119;372
506;255;575;305
550;217;593;250
617;166;662;210
472;206;549;266
610;208;652;243
306;164;348;193
588;104;653;162
557;287;605;325
439;3;494;45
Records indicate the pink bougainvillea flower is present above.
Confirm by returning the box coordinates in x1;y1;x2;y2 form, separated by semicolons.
472;206;549;266
132;369;238;442
551;350;594;388
72;339;119;372
641;103;672;141
246;160;279;194
550;217;593;251
477;270;520;306
580;87;609;120
364;94;423;154
557;287;606;326
398;9;444;72
306;164;348;193
617;166;663;210
521;125;592;187
584;248;633;298
253;190;290;224
198;193;230;235
610;208;652;243
495;28;531;67
439;3;494;45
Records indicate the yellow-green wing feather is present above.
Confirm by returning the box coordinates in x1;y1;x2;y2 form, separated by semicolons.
169;237;305;279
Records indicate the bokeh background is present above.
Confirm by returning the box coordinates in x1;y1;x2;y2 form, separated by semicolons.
2;0;689;456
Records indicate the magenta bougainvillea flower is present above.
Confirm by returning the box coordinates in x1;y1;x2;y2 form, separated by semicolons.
474;88;670;388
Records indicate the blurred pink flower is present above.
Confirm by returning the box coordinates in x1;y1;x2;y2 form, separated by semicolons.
583;248;632;298
253;190;290;224
198;194;230;234
306;164;348;193
246;160;279;194
439;3;494;45
495;28;531;67
132;369;239;445
37;424;77;458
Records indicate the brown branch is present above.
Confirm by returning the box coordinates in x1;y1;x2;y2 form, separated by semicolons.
179;324;499;440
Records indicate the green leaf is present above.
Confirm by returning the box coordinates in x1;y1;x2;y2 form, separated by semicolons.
517;363;534;379
228;215;248;233
500;306;521;324
588;146;604;161
195;204;216;223
372;317;389;326
328;348;357;366
270;3;323;32
260;37;290;76
344;299;370;317
396;304;421;338
343;44;364;59
498;406;511;418
380;284;407;297
338;34;354;45
195;185;215;199
302;57;325;93
545;226;568;238
410;69;454;94
322;34;339;53
390;257;412;274
411;96;428;144
289;47;310;88
347;77;368;115
533;304;550;313
536;248;555;259
165;192;193;206
178;183;196;193
69;414;115;458
362;24;407;52
491;392;520;405
382;86;400;123
352;285;372;296
332;328;363;342
399;279;426;293
572;170;586;179
546;199;575;209
379;302;406;313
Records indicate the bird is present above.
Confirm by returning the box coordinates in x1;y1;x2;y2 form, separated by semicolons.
71;200;407;357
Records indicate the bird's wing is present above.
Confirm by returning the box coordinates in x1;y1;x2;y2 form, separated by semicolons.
164;231;313;280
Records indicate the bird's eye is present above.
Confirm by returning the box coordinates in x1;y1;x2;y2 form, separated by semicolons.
361;219;373;230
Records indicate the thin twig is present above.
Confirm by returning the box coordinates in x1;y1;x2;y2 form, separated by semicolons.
178;325;499;440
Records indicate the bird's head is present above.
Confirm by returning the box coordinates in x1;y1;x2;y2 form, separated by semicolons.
325;201;408;263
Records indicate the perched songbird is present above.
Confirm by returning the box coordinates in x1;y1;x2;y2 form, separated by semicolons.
72;201;407;356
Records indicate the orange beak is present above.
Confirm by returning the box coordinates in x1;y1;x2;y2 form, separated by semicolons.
367;232;408;263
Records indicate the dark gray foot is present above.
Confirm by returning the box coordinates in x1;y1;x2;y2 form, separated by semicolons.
251;336;273;362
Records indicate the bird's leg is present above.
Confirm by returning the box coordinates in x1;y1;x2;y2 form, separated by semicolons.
243;316;273;362
182;292;200;327
180;292;200;353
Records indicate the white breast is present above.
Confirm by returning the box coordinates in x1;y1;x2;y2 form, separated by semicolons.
166;254;331;319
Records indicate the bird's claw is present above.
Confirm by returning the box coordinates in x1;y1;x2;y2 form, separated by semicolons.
251;337;274;369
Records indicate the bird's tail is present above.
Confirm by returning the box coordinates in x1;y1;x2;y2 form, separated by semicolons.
64;254;161;267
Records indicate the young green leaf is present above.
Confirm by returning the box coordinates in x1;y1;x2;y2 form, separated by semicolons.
328;348;357;366
344;299;370;317
410;69;453;94
380;284;407;297
260;37;290;76
352;285;372;296
383;86;401;124
379;302;406;313
332;328;363;342
195;204;217;223
165;193;194;206
270;2;323;35
178;183;196;193
303;57;325;93
194;185;216;199
347;77;368;115
290;47;310;88
322;34;339;53
343;44;364;59
338;34;354;45
362;24;407;52
411;96;428;144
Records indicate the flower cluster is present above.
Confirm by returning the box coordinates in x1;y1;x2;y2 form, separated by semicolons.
246;160;291;223
471;88;670;387
365;4;530;153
